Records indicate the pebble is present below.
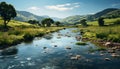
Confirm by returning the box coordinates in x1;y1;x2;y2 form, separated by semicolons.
111;53;120;57
70;56;77;60
70;55;81;60
65;46;71;50
54;45;57;47
76;55;81;58
105;58;111;61
43;47;47;49
26;57;31;61
100;53;104;56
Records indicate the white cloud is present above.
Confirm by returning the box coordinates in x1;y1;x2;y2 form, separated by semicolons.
28;6;40;11
73;3;80;5
112;3;120;7
45;3;80;11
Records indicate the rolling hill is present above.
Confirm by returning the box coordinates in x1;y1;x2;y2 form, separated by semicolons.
14;11;61;22
14;11;44;22
60;8;120;24
60;15;86;24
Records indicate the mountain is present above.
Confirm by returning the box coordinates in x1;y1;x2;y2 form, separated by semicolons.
14;11;61;22
60;8;120;24
60;15;86;24
51;17;62;21
102;9;120;18
93;8;119;18
14;11;44;22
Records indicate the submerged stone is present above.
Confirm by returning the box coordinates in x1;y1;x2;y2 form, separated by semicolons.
26;57;31;61
105;58;111;61
111;53;120;57
70;55;81;60
65;46;71;50
54;45;57;47
43;47;47;49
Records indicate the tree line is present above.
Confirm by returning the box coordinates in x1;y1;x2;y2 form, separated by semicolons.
28;18;61;27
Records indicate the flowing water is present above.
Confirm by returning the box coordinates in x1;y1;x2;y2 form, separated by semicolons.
0;28;120;69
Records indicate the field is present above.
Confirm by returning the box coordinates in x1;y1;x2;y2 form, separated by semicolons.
0;19;64;49
79;18;120;43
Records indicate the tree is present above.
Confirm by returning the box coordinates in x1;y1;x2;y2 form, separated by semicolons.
0;2;17;29
55;21;61;27
28;20;39;24
98;17;104;26
80;19;87;27
41;18;54;27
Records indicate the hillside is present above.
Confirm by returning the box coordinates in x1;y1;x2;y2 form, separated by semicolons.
60;8;120;24
93;8;118;18
14;11;44;22
60;15;86;24
14;11;61;22
102;9;120;18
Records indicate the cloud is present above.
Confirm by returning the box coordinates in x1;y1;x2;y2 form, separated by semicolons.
45;3;80;11
28;6;40;11
112;3;120;7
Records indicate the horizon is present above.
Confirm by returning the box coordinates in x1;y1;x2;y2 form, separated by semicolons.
0;0;120;18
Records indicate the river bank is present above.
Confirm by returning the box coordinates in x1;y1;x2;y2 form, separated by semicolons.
77;25;120;54
0;28;120;69
0;20;64;49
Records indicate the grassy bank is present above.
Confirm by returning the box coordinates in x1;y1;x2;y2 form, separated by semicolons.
79;18;120;43
0;20;64;49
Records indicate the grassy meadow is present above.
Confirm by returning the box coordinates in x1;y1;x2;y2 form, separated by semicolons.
0;19;64;49
79;18;120;43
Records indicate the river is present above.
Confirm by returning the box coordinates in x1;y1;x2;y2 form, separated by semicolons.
0;28;120;69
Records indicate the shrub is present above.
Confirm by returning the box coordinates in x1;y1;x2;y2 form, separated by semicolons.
113;20;120;25
8;30;21;35
107;34;120;42
35;32;45;37
98;17;104;26
96;33;108;39
23;33;34;41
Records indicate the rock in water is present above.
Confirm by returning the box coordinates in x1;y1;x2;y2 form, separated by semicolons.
65;46;71;50
104;42;113;47
111;53;120;57
70;56;77;60
27;57;31;61
76;55;81;58
105;58;111;61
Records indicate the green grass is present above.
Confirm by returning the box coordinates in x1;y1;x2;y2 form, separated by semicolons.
0;19;64;49
88;18;120;25
79;17;120;43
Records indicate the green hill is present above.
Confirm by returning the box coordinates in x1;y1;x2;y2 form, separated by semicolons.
93;8;118;18
60;8;120;25
60;15;86;24
14;11;45;22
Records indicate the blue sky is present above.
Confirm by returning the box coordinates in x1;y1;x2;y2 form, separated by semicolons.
0;0;120;18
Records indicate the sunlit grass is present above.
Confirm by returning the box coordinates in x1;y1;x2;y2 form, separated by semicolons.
80;18;120;43
0;19;64;48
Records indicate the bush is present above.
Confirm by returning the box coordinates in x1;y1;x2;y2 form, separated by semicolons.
107;34;120;42
96;33;108;39
35;32;45;37
113;20;120;25
98;17;104;26
23;33;34;41
8;30;21;35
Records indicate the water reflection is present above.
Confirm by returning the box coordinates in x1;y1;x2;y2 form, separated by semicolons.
0;28;120;69
1;47;18;56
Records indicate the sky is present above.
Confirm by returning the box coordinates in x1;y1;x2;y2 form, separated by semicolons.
0;0;120;18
